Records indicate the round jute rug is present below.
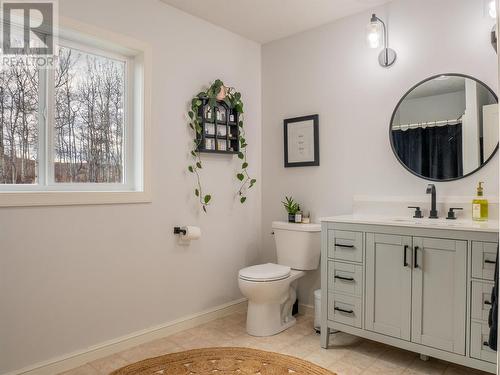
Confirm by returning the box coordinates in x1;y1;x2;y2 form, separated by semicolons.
110;347;335;375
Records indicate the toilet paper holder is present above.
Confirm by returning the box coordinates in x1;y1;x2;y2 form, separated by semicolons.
173;227;187;235
173;226;201;245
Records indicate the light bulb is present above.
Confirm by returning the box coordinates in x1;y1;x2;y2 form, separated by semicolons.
366;22;382;49
489;0;497;19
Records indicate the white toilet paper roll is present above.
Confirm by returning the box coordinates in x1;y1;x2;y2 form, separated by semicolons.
182;226;201;240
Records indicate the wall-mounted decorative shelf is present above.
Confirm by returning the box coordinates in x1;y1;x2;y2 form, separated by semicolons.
197;99;239;154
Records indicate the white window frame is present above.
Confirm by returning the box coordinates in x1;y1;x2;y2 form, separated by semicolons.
0;17;151;206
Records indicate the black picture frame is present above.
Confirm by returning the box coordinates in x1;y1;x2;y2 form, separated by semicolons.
284;114;319;168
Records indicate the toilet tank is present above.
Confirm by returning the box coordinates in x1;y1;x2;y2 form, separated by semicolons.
272;221;321;270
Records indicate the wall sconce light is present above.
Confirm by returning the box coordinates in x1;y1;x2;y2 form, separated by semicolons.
488;0;497;19
366;13;397;68
486;0;497;52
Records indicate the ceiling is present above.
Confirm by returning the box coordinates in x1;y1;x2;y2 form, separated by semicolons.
160;0;393;44
406;77;466;100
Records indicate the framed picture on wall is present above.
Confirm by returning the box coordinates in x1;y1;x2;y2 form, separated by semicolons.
284;114;319;167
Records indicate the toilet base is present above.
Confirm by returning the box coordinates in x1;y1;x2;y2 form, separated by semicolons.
246;302;297;337
245;287;299;336
240;270;305;337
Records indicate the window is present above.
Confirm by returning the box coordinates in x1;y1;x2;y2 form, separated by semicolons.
0;62;39;184
54;45;126;184
0;23;150;206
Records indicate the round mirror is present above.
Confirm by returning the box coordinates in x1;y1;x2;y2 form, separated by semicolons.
390;74;498;181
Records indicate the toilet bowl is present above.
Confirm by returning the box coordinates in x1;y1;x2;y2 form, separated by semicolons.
238;221;321;336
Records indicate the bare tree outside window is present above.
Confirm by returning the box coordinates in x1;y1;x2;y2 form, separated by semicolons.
54;46;125;183
0;63;39;184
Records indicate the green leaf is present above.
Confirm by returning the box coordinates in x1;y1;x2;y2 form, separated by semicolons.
195;188;199;197
189;123;194;130
238;121;243;127
188;166;194;173
234;92;241;100
238;152;244;159
250;179;257;184
240;197;247;204
240;137;246;144
188;111;194;119
237;173;244;181
241;143;247;148
196;162;202;169
204;195;211;204
242;162;248;169
202;205;207;213
191;150;197;157
196;99;202;106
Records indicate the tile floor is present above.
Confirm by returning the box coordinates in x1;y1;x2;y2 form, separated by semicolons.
60;312;492;375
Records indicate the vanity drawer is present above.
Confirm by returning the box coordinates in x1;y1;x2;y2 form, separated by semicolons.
472;242;497;281
328;261;363;297
328;230;363;263
471;281;494;322
328;293;362;328
470;321;497;364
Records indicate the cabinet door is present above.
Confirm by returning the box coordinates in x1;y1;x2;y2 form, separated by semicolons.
365;233;412;341
411;237;467;355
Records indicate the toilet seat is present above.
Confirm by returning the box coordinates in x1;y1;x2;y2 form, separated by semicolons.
239;263;291;282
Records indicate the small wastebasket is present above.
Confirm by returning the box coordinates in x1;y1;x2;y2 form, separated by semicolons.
314;289;321;331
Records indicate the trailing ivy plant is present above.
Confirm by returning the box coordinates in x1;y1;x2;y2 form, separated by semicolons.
187;79;256;212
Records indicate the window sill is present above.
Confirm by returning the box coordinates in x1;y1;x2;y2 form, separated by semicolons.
0;190;152;207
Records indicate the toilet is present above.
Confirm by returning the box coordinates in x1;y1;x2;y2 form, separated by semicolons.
238;221;321;336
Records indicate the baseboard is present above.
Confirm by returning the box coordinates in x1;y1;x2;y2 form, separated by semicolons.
5;298;248;375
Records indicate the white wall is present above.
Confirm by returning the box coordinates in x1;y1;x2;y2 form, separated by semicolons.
0;0;261;373
262;0;499;306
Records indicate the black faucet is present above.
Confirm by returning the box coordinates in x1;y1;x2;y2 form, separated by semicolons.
426;184;438;219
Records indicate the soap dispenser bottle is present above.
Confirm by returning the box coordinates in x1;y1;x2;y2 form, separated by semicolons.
472;182;488;221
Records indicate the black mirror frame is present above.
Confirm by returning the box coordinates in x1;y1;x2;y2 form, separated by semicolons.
389;73;499;182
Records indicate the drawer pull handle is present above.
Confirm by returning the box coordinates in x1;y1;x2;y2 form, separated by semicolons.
484;300;492;306
334;275;355;282
334;307;354;314
485;259;497;264
414;246;420;269
335;244;355;248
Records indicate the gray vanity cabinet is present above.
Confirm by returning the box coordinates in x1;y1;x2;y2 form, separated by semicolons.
410;237;467;355
365;234;467;354
365;233;412;341
321;220;498;373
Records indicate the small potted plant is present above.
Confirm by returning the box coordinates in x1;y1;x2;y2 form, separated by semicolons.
282;196;300;223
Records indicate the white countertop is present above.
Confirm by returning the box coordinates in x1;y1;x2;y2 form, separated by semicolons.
319;215;499;233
